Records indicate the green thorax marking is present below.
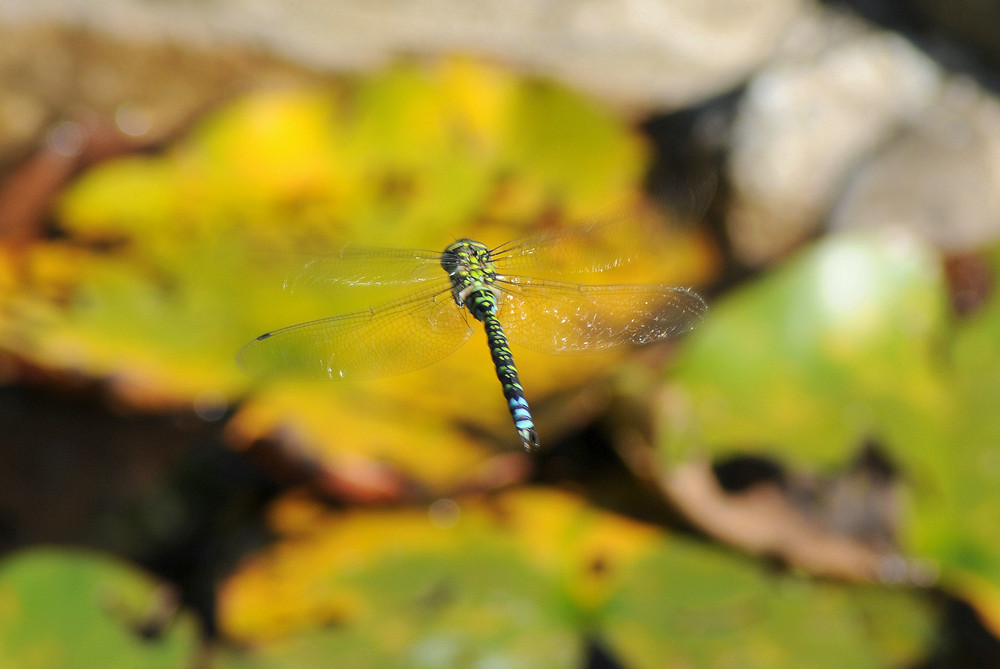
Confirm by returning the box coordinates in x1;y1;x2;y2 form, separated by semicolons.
441;239;501;320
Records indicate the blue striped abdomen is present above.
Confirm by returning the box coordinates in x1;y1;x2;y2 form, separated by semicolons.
466;287;538;451
483;313;538;451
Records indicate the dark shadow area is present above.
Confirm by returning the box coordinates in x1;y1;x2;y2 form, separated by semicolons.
0;381;281;637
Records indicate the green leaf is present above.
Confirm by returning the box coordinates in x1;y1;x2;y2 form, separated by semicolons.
660;227;1000;634
606;540;936;669
926;246;1000;624
0;548;199;669
664;227;951;464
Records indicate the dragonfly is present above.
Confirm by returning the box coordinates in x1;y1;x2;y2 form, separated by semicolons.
236;222;707;451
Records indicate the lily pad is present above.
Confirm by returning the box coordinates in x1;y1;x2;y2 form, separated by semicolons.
660;227;1000;631
0;548;199;669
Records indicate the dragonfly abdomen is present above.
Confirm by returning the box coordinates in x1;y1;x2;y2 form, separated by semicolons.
483;311;539;452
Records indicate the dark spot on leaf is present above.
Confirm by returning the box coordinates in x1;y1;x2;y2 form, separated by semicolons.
588;554;609;576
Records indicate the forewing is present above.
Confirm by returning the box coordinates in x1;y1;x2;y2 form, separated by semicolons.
237;286;473;380
280;245;446;292
490;217;665;280
496;278;707;354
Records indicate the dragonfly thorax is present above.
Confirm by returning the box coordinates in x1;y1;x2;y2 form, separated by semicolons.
441;239;501;318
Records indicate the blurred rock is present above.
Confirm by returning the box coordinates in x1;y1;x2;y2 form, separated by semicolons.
6;0;1000;265
726;6;942;265
0;0;802;109
831;76;1000;252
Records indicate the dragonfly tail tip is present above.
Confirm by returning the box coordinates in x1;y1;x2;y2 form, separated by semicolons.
520;428;540;452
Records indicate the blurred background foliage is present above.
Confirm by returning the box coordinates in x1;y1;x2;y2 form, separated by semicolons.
1;0;1000;667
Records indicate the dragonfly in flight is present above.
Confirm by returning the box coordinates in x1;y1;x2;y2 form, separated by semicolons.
237;221;707;451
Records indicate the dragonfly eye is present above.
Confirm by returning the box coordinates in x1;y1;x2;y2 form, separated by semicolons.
440;250;460;274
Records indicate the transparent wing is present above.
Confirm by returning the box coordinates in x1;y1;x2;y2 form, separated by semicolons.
495;277;707;354
490;217;659;279
237;285;473;380
280;245;446;292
